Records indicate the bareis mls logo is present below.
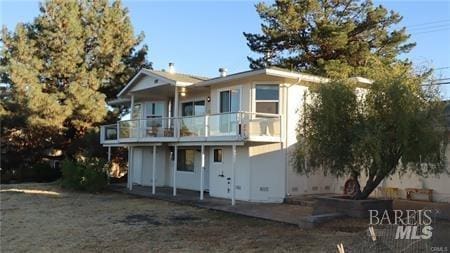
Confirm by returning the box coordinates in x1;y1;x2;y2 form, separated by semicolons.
369;209;433;240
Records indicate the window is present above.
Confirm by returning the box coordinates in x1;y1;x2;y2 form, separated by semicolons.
255;84;279;114
182;100;205;116
219;89;240;113
213;149;222;163
131;103;142;120
145;102;164;127
145;102;164;118
177;149;195;172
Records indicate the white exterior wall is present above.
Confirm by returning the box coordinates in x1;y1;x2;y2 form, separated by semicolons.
249;143;285;202
131;146;167;187
167;147;208;191
284;83;341;196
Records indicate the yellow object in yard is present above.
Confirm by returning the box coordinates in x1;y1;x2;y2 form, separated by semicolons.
376;187;399;200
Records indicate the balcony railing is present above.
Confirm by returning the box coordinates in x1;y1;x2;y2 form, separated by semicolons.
100;112;281;143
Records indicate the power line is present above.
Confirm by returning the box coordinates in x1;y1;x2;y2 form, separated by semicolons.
409;24;450;31
413;28;450;35
407;19;450;28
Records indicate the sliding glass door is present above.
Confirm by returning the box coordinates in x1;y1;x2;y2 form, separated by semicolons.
217;89;240;135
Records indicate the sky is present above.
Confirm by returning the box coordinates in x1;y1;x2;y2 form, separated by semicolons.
1;0;450;95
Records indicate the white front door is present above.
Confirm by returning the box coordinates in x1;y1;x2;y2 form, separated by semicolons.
209;147;231;198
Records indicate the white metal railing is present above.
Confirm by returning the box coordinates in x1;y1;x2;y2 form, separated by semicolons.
100;112;281;143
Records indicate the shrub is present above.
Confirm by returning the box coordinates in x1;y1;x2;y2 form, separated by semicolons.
61;158;107;192
33;162;61;182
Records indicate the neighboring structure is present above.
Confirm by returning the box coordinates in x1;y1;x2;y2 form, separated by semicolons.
100;65;450;204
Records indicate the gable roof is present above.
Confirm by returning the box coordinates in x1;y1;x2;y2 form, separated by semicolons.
194;67;329;87
117;68;209;97
150;70;208;83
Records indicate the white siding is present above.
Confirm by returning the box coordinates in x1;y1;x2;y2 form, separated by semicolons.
249;143;285;202
140;147;167;187
167;147;206;191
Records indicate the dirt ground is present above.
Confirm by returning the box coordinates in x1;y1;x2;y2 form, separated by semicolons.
0;183;380;252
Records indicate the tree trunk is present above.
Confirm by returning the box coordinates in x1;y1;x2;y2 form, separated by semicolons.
353;174;385;200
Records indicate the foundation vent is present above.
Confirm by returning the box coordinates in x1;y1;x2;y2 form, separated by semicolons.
324;185;330;191
260;186;269;192
312;186;319;191
291;187;299;192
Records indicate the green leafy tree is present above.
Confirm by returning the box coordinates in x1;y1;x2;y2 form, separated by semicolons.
0;0;149;170
244;0;415;79
295;64;447;199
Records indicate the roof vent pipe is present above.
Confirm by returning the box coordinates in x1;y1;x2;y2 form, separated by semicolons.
219;68;227;77
168;63;175;74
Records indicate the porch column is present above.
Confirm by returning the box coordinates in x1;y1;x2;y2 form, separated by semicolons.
130;95;135;116
107;146;111;162
174;87;179;138
200;145;205;200
127;147;134;190
107;146;111;185
127;146;130;189
173;145;178;196
152;145;156;195
231;145;236;205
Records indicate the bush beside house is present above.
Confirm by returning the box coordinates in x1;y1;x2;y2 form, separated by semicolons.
61;159;108;192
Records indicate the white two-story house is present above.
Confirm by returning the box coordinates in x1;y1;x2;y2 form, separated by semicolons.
100;64;450;204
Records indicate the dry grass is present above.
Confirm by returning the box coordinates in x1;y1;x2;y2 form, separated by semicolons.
1;183;366;253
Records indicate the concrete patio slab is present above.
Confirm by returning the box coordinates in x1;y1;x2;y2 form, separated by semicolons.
108;184;314;227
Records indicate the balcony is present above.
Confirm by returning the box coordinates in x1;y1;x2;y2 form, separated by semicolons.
100;112;281;144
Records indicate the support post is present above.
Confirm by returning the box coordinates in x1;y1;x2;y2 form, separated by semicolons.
231;145;236;205
200;145;205;200
107;146;111;185
107;146;111;162
173;145;177;196
130;147;134;190
127;146;130;189
204;115;209;138
152;145;156;195
174;87;179;138
130;95;135;117
127;147;134;190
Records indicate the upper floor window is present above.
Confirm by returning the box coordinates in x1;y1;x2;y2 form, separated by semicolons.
145;102;164;118
145;102;164;127
131;103;142;120
219;89;240;113
182;100;205;116
255;84;279;114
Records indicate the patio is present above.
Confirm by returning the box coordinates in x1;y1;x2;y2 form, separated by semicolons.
109;184;314;227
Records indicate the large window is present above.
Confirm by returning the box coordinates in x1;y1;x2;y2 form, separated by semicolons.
255;84;279;114
182;100;205;116
177;149;195;172
220;89;240;113
131;103;142;120
145;102;164;127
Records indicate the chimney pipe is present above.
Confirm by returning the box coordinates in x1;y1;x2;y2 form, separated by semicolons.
219;68;227;77
168;63;175;74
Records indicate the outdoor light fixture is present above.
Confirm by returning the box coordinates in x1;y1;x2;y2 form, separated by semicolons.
207;96;211;102
180;87;186;97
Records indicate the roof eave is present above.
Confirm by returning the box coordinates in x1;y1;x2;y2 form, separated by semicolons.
116;69;177;98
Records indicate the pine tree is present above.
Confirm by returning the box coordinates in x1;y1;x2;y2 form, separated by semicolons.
244;0;415;79
0;0;149;169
